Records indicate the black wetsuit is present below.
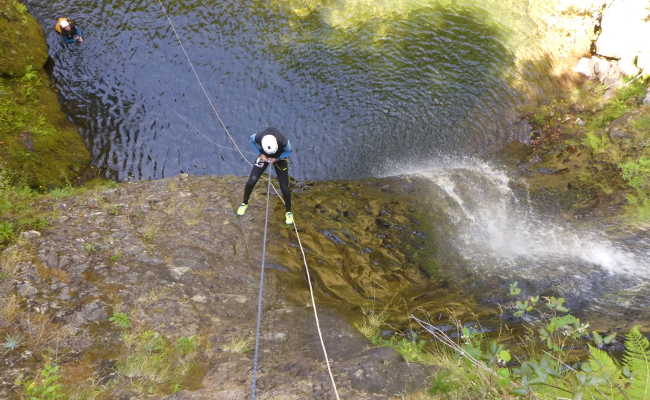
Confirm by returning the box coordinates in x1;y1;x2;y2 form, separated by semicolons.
243;128;293;212
58;23;82;44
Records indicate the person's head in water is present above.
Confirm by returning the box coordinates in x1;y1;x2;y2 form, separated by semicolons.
60;19;72;31
55;17;83;44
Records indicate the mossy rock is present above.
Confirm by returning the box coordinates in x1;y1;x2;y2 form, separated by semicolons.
0;0;48;77
516;79;650;226
0;71;91;188
0;1;90;188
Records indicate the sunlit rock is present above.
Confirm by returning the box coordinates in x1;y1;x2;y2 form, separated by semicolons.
573;56;624;88
596;0;650;76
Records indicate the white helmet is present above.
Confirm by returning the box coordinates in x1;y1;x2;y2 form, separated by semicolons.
261;135;278;155
60;19;70;28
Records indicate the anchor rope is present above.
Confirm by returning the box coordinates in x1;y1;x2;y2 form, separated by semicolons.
154;2;341;398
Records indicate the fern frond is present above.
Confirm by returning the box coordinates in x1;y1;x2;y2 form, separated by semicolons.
588;345;620;381
623;326;650;400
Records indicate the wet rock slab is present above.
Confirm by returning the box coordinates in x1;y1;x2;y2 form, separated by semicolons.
0;174;435;399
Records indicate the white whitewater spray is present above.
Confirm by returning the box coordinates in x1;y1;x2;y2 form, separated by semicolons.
382;157;649;278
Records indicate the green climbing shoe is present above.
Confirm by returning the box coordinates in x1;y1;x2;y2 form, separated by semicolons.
236;203;248;216
285;211;294;225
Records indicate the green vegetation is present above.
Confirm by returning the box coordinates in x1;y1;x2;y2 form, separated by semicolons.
21;361;66;400
117;330;202;394
355;283;650;399
223;336;253;353
82;242;97;254
109;312;131;329
583;131;609;153
48;186;79;199
0;171;116;250
354;307;387;339
109;252;123;263
374;335;435;364
0;168;51;248
15;326;204;398
620;157;650;219
0;0;94;250
2;333;23;353
0;222;14;245
523;77;650;225
0;68;90;189
0;0;47;77
582;79;647;151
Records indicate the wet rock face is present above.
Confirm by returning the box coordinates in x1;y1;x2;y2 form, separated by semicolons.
270;177;486;325
0;175;434;399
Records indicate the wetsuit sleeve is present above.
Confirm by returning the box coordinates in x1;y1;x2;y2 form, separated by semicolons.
249;134;261;154
278;140;292;159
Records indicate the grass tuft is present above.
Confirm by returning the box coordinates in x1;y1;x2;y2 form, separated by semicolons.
223;336;252;353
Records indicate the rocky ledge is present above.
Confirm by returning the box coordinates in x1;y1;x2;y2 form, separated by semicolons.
1;174;437;399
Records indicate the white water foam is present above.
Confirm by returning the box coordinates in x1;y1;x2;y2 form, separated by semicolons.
380;157;649;277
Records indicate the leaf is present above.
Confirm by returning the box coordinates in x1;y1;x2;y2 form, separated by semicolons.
499;350;512;363
623;326;650;400
546;315;579;334
509;281;522;296
592;331;603;347
546;296;570;313
604;332;617;344
512;387;529;395
623;366;632;378
587;345;620;382
489;341;498;355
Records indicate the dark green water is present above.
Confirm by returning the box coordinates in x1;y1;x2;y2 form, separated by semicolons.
25;0;534;180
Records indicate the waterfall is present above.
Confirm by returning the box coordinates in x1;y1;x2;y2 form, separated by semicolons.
383;157;649;311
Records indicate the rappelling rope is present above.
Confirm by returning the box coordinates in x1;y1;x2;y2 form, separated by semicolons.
251;171;272;400
290;206;342;399
174;110;242;153
268;183;341;399
155;0;251;166
154;1;341;398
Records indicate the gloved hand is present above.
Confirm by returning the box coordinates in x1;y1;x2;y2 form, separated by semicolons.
255;155;267;167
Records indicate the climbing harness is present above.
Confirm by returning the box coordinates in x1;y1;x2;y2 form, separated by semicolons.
154;1;341;398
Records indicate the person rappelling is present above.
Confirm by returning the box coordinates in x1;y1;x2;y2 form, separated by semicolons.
236;127;294;225
54;17;84;44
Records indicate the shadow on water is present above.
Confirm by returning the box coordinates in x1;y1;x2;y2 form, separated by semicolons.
24;0;527;181
255;1;525;176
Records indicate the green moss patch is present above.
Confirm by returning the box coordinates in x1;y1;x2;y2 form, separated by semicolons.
1;0;91;190
0;68;90;189
0;0;48;77
516;78;650;226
